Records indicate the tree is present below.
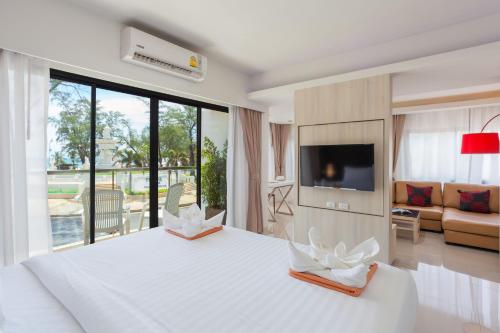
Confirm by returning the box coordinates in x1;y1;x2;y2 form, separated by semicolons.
159;104;197;166
49;84;92;165
49;80;144;167
201;138;227;210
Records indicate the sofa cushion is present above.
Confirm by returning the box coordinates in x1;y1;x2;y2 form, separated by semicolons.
393;203;443;221
395;181;443;206
458;190;490;214
442;207;500;237
406;184;432;207
443;183;499;213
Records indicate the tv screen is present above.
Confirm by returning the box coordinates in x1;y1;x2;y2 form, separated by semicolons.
300;144;375;191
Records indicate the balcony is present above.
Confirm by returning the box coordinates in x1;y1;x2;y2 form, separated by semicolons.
48;166;196;251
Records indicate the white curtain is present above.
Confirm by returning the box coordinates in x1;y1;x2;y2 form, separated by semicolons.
0;50;52;266
395;106;500;184
226;106;248;229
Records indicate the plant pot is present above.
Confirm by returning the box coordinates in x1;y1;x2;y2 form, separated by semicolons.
205;207;227;225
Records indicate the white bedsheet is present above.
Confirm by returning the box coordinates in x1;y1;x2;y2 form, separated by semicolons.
19;227;416;333
0;264;83;333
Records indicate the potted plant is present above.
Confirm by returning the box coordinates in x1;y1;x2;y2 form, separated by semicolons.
201;137;227;223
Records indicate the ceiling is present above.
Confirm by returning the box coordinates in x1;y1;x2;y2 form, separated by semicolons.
66;0;500;76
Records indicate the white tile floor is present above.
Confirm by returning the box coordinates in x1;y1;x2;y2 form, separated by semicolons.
394;231;500;333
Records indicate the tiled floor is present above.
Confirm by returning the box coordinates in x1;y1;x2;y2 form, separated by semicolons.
394;231;500;333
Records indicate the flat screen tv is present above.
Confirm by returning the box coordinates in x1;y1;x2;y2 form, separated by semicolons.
300;144;375;191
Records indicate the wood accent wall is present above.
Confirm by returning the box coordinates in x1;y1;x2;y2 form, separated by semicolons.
294;75;392;263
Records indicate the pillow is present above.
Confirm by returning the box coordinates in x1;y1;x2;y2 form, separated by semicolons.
406;184;433;207
458;190;490;213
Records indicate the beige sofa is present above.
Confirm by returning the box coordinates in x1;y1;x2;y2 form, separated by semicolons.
393;181;499;251
442;183;499;251
393;181;444;232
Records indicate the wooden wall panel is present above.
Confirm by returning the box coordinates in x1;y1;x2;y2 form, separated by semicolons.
298;120;384;216
294;75;392;263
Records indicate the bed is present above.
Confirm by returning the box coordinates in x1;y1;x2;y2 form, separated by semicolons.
1;226;417;333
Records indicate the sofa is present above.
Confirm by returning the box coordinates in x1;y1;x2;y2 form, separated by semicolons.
393;181;444;232
442;183;499;251
393;180;499;251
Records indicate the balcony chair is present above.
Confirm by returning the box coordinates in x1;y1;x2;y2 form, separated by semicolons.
82;188;131;245
138;182;185;231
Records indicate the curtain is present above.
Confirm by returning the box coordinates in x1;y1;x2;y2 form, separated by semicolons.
392;114;406;174
0;50;52;266
226;106;248;230
270;123;291;178
395;106;500;184
268;126;295;181
239;108;263;234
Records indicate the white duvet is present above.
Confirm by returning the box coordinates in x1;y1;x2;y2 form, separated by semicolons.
21;227;417;333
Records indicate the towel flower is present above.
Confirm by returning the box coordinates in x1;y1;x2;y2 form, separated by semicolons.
288;227;379;287
164;204;225;238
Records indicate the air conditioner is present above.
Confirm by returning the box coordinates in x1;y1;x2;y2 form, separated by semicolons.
121;27;207;82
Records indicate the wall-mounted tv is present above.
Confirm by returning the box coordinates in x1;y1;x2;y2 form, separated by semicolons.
300;144;375;191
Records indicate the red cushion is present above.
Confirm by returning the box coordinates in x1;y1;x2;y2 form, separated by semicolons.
406;184;433;207
458;190;490;214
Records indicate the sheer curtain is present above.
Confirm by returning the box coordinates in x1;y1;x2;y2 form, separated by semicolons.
395;106;500;184
226;106;248;230
0;50;52;266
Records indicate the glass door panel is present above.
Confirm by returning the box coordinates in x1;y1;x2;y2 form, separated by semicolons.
94;89;150;241
158;101;198;218
47;80;91;250
201;108;228;219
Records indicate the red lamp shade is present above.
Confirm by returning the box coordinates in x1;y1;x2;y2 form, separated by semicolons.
461;132;500;154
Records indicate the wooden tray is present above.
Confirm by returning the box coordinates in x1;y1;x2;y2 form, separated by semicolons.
289;263;378;297
166;226;223;240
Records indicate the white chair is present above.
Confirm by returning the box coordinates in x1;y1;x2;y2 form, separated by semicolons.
82;188;131;245
138;183;184;231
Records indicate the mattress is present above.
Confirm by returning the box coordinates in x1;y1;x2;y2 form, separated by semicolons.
1;227;417;333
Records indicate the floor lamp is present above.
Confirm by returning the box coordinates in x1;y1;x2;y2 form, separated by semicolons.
460;113;500;256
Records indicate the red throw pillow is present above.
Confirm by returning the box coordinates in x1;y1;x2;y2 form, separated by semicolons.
406;184;433;207
458;190;490;214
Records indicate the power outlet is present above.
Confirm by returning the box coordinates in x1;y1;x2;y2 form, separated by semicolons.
326;201;335;209
338;202;349;210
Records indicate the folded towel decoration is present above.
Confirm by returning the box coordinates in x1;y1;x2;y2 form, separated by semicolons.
288;227;380;295
164;204;225;239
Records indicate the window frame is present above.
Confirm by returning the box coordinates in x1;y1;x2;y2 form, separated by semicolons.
50;69;228;243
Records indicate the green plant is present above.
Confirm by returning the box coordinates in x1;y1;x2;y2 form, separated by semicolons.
201;138;227;209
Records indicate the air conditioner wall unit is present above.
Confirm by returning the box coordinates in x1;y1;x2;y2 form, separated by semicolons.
121;27;207;82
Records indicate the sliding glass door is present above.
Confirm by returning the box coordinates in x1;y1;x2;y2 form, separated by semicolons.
158;101;198;212
47;70;227;250
47;81;91;249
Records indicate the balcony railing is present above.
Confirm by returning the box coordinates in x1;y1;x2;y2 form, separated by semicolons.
48;166;197;251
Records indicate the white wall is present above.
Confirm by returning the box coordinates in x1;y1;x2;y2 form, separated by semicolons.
0;0;264;111
268;104;294;124
201;110;229;151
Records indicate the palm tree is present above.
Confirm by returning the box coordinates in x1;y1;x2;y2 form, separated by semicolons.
166;149;189;183
114;149;137;192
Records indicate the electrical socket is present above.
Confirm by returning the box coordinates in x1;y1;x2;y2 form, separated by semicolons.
338;202;349;210
326;201;335;209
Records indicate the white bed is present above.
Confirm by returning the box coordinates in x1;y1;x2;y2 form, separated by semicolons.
1;227;417;333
